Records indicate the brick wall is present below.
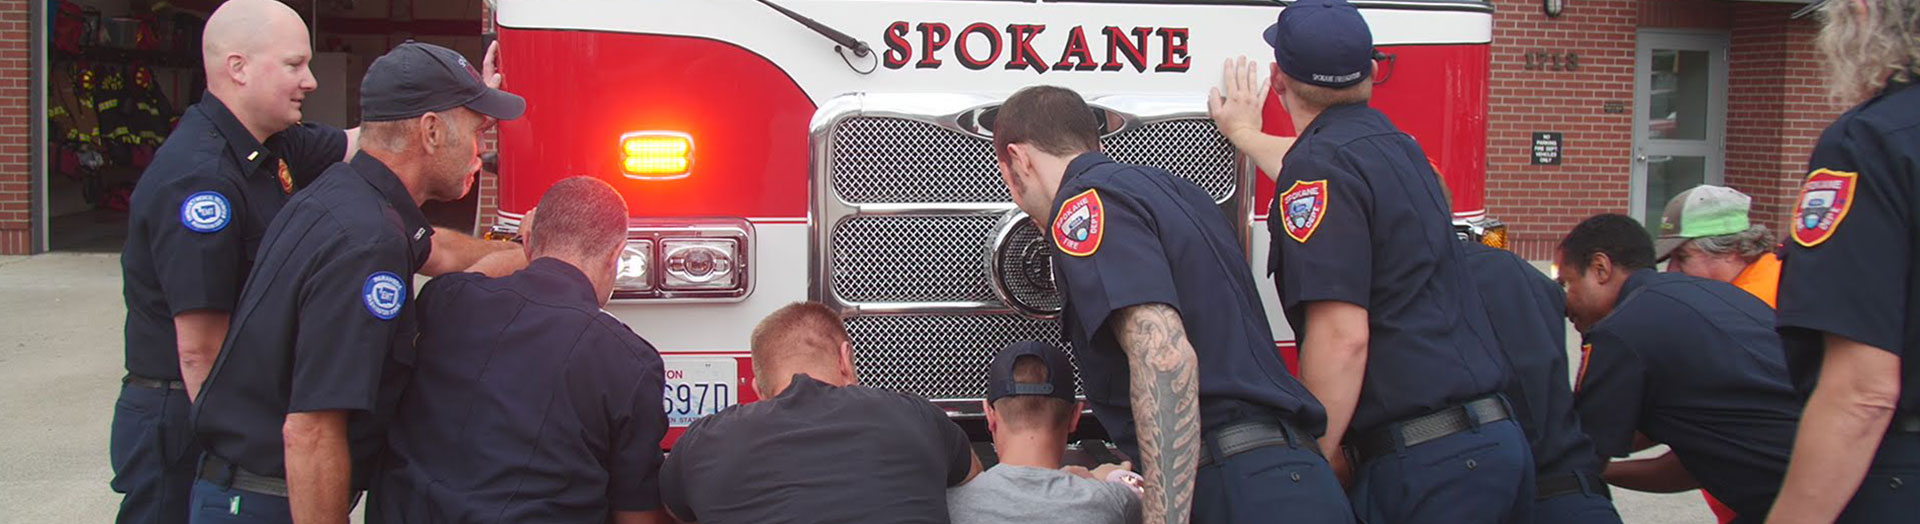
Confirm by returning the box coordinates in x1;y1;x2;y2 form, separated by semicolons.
1487;0;1640;260
0;0;32;254
1489;0;1843;260
1724;3;1845;233
478;3;499;231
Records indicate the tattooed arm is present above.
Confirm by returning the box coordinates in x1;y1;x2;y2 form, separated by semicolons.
1113;303;1201;524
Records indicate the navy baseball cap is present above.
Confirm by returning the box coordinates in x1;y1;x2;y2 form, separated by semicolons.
987;341;1076;403
1264;0;1375;88
361;41;525;122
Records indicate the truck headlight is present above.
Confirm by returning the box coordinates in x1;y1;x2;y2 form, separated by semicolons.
616;240;654;292
662;239;737;290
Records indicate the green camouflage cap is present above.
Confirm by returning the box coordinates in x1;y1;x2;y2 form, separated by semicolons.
1655;185;1752;262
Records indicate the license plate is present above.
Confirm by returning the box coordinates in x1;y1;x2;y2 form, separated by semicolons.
662;356;739;427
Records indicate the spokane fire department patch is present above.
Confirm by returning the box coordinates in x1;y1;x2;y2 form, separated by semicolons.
1791;169;1859;248
1280;180;1329;243
1053;189;1105;257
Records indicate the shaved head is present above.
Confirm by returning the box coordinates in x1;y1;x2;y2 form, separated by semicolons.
202;0;305;67
203;0;316;141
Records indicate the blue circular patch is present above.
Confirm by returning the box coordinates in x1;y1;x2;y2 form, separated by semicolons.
179;191;231;233
362;272;406;320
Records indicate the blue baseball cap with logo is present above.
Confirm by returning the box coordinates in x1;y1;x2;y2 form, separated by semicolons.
1264;0;1375;88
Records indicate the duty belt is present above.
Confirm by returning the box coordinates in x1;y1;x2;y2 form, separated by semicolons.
1352;396;1512;465
123;373;185;391
199;454;289;498
1199;418;1319;468
1536;470;1611;500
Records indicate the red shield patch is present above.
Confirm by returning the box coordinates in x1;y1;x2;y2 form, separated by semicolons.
1052;189;1105;257
1790;168;1859;248
1279;180;1329;243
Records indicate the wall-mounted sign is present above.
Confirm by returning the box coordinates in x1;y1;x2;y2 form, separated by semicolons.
1524;51;1580;71
1532;132;1563;165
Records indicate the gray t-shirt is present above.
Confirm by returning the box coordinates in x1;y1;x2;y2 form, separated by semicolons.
948;465;1141;524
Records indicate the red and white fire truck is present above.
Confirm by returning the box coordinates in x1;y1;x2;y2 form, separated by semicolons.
488;0;1502;444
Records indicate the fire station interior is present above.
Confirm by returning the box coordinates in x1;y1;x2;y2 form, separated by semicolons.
43;0;485;252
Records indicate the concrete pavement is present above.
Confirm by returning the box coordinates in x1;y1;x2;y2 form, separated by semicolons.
0;252;1715;523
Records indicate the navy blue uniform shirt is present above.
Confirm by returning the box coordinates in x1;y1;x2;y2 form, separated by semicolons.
1048;152;1327;456
1268;103;1507;433
1461;242;1602;479
373;258;667;522
1778;79;1920;414
120;95;344;380
1575;270;1800;518
658;374;973;524
192;152;433;484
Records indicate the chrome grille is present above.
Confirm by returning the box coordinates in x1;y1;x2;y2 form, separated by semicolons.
845;314;1079;400
830;215;999;303
830;117;1238;205
1102;119;1240;203
815;96;1244;406
830;118;1000;204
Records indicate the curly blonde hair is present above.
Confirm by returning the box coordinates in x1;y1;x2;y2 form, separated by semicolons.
1818;0;1920;104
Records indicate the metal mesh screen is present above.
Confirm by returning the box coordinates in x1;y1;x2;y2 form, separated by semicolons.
829;215;1000;304
830;117;1237;204
845;314;1079;400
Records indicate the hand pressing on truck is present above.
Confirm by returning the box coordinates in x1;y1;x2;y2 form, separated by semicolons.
1206;56;1296;181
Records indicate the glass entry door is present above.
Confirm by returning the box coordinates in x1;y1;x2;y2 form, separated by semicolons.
1632;31;1729;226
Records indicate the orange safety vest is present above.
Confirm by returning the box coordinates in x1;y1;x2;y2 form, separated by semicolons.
1730;252;1782;309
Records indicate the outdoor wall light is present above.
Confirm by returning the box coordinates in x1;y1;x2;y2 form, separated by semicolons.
1544;0;1565;18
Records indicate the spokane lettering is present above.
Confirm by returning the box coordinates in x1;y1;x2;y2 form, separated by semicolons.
956;23;1002;70
882;21;1192;74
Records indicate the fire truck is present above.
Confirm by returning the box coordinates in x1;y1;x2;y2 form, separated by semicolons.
488;0;1502;444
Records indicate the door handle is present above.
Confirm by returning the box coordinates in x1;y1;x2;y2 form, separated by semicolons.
1635;155;1650;163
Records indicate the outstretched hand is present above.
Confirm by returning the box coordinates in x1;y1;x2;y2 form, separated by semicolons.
482;40;505;89
1207;56;1268;139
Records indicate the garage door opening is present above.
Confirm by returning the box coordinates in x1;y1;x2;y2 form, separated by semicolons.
40;0;486;253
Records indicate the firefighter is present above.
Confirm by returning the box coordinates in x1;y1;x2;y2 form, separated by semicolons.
113;2;348;522
996;85;1351;524
1209;1;1531;522
1460;239;1623;524
187;41;526;524
1556;214;1800;523
1767;1;1920;522
371;177;669;523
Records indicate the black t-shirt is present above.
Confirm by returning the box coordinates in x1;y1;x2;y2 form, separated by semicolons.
120;95;344;380
1778;79;1920;414
1575;270;1800;518
658;374;972;524
372;258;668;522
1048;152;1327;457
192;152;433;484
1268;103;1508;432
1460;242;1601;478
